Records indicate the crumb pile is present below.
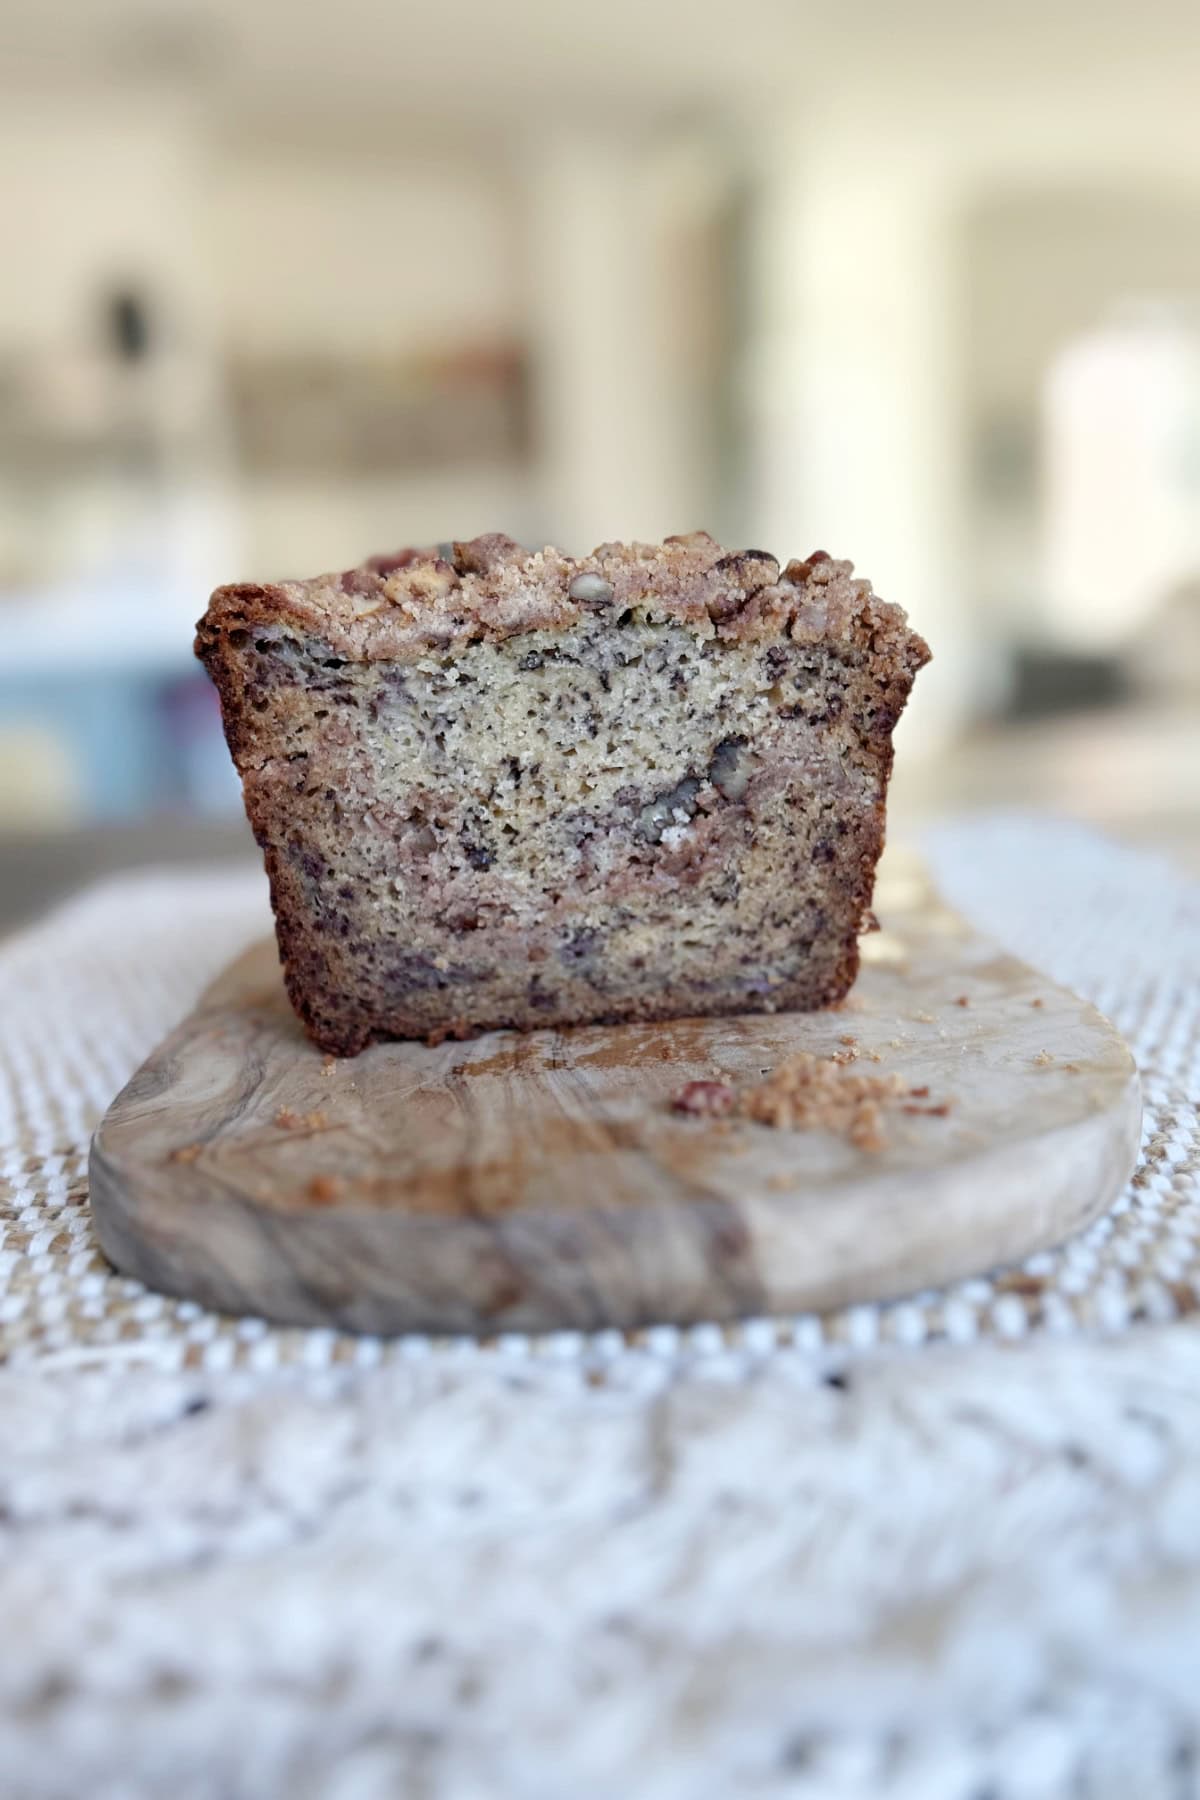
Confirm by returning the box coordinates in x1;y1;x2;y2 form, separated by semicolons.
673;1049;949;1153
274;1107;331;1133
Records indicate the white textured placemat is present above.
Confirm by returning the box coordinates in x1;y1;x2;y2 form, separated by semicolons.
2;816;1199;1798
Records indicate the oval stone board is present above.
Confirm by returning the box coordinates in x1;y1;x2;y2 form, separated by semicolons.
89;855;1141;1335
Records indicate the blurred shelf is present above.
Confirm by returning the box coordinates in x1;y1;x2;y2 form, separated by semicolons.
892;702;1200;874
0;582;199;678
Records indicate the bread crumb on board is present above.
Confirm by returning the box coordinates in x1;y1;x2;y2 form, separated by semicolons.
953;994;970;1008
672;1054;951;1154
672;1080;736;1117
168;1142;203;1164
275;1106;332;1132
1030;1050;1078;1072
994;1270;1046;1297
307;1174;343;1204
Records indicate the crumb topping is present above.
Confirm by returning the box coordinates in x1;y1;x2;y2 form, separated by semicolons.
672;1053;951;1153
199;529;930;671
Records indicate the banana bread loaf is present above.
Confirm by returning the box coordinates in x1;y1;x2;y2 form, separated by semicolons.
197;532;929;1055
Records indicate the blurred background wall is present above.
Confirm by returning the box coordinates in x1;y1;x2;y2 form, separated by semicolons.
1;0;1198;883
